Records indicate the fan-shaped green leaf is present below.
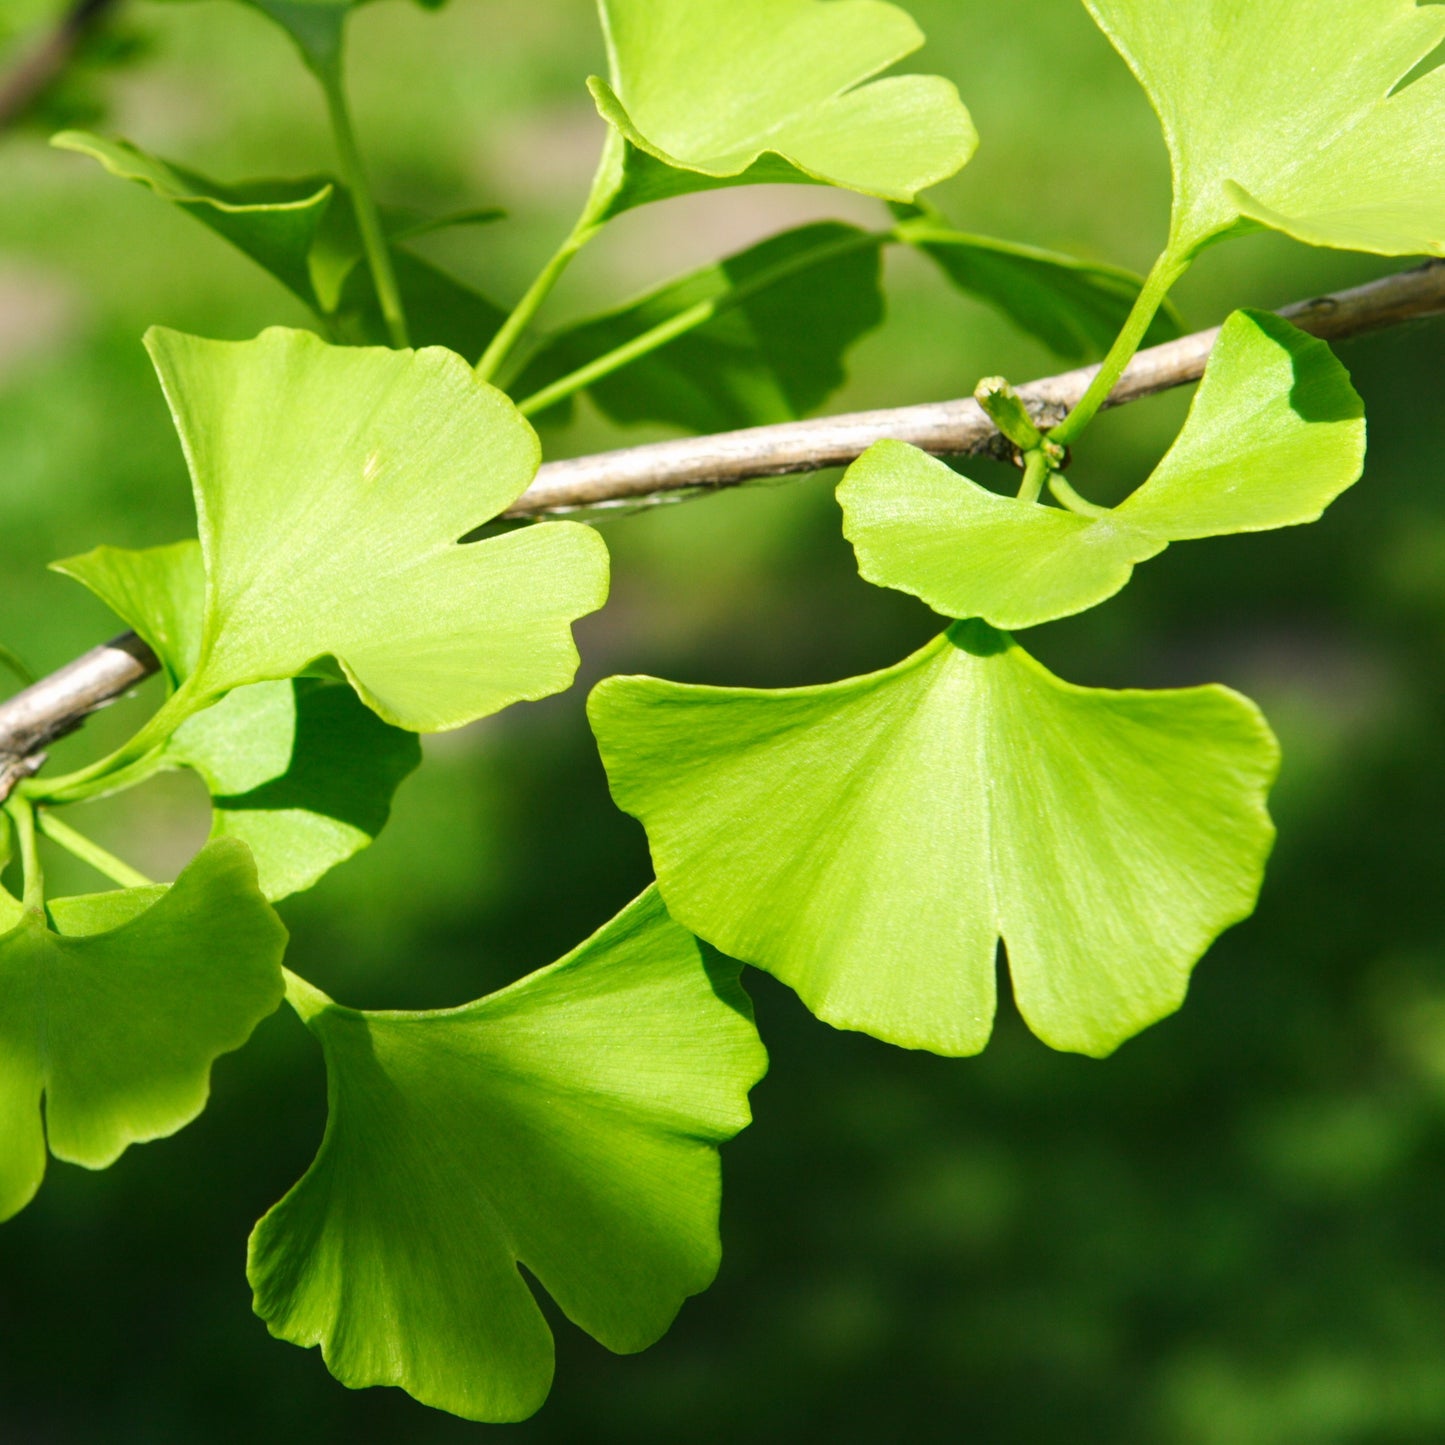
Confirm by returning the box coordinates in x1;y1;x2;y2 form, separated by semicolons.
891;203;1183;361
146;326;609;732
589;0;976;216
590;624;1279;1059
249;887;766;1422
0;838;286;1222
517;222;885;432
839;311;1365;630
53;132;505;356
1083;0;1445;257
54;540;423;899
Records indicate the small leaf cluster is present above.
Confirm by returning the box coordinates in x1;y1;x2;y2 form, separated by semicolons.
2;0;1441;1425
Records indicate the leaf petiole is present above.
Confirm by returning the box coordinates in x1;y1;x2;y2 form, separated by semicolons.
475;133;629;384
1049;247;1191;448
515;227;891;417
1048;472;1112;518
6;794;43;911
1018;449;1052;504
476;218;603;385
313;56;410;350
23;680;206;807
36;811;154;890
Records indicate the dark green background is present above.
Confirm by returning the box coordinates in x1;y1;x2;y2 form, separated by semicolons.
2;1;1445;1439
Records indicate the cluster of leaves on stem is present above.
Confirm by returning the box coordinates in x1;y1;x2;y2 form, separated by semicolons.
2;0;1442;1423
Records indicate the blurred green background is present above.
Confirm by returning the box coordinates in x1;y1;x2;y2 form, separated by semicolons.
2;1;1445;1440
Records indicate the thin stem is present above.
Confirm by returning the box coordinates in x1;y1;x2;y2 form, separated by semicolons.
8;795;42;911
1050;248;1190;448
476;220;599;384
474;131;632;384
315;59;409;349
23;681;203;807
1048;472;1112;518
1018;449;1051;504
0;263;1440;775
516;229;889;417
37;811;154;890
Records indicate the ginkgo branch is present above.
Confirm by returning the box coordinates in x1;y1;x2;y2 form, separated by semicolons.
0;259;1441;795
510;260;1445;515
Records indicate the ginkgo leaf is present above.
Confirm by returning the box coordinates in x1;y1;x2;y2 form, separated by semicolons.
249;887;767;1423
516;222;885;432
590;623;1279;1059
167;680;422;901
0;838;286;1221
54;133;506;355
54;541;206;688
839;311;1366;630
56;539;425;899
589;0;977;216
891;203;1184;361
146;326;609;732
1083;0;1445;257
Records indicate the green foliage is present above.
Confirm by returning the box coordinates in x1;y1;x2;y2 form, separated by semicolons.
590;624;1279;1058
249;888;766;1422
55;541;422;900
589;0;977;215
52;133;506;355
6;0;1434;1428
54;540;206;686
892;202;1183;360
0;839;286;1221
839;312;1366;629
144;326;608;732
1084;0;1445;257
516;222;887;430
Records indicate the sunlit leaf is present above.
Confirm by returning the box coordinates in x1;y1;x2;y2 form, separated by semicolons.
839;311;1366;629
147;327;609;732
517;222;885;432
53;541;206;688
590;0;976;215
54;132;506;356
892;203;1183;361
590;624;1278;1059
56;540;425;900
1083;0;1445;257
249;887;766;1422
0;839;286;1221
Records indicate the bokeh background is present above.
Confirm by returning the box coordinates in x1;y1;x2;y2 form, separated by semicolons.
2;1;1445;1440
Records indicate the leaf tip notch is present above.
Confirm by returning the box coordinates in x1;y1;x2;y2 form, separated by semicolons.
589;628;1282;1063
248;886;766;1422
